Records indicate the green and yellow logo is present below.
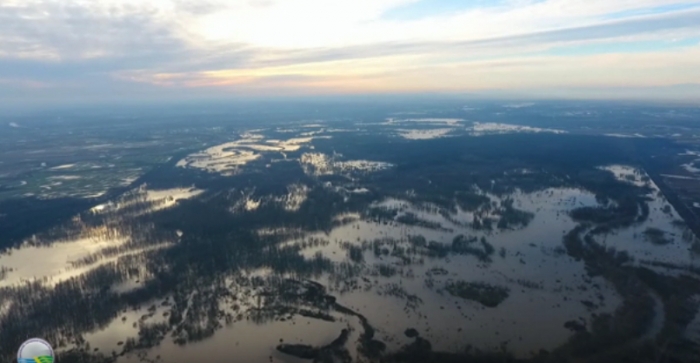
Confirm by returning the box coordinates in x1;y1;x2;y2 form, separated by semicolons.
17;338;54;363
19;356;53;363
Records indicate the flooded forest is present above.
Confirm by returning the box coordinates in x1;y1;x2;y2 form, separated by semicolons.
1;106;700;363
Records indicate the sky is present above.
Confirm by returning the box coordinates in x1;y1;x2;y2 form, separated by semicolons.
2;0;700;106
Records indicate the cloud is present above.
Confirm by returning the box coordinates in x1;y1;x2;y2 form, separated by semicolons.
1;0;700;105
116;44;700;97
0;1;187;61
173;0;225;15
267;8;700;65
113;8;699;81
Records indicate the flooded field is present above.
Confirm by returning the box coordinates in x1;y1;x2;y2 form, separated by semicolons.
2;108;700;363
3;164;695;361
270;183;693;357
0;185;200;288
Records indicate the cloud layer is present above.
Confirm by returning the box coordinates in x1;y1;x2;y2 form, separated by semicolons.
1;0;700;105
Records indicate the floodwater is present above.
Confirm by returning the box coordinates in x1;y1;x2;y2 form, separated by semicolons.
598;165;697;267
262;166;693;357
299;152;393;177
118;315;346;363
397;128;455;140
176;133;332;176
469;122;566;136
0;235;129;287
0;186;199;288
277;187;626;357
1;158;696;361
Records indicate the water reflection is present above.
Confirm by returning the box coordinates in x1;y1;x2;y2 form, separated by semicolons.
275;187;624;356
1;153;699;363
